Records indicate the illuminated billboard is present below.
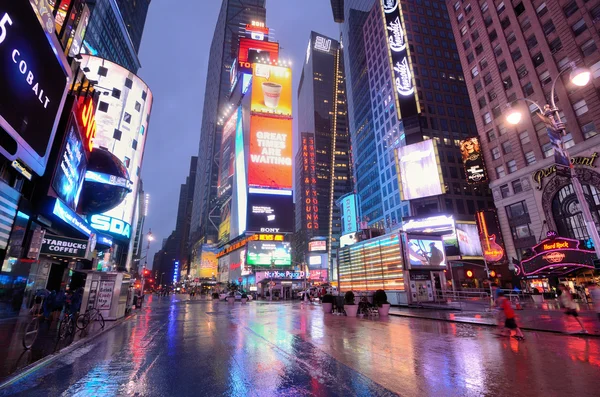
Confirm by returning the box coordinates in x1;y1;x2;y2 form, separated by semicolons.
460;137;488;184
251;64;292;117
247;241;291;266
51;113;87;210
396;140;445;200
308;240;327;252
339;193;358;235
199;244;218;279
0;1;71;176
380;0;420;120
476;210;506;263
456;222;483;258
405;236;446;268
301;133;318;230
218;110;237;197
248;116;292;190
247;193;294;233
79;56;152;229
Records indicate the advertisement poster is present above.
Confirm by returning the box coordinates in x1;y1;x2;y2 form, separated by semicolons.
339;194;358;235
455;222;483;257
460;137;488;184
246;193;294;233
199;245;219;279
97;281;115;310
52;115;87;210
406;237;446;268
476;210;506;263
247;241;291;266
251;64;292;117
219;199;231;242
218;111;237;197
396;140;445;200
308;240;327;252
248;116;292;189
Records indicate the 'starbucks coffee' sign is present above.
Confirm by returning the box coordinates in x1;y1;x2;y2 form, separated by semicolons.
533;152;597;190
40;234;88;258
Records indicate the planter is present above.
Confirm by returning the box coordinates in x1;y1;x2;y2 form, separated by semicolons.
532;295;544;304
227;297;235;304
322;302;333;313
378;303;390;316
345;304;358;317
241;298;248;304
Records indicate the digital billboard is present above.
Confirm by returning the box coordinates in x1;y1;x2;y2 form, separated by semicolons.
339;193;358;235
406;236;446;268
251;64;292;117
52;114;87;210
308;240;326;252
0;1;71;176
396;140;445;200
460;137;488;184
476;210;506;263
199;244;218;279
246;192;294;233
247;241;291;266
380;0;420;120
455;222;483;257
248;116;292;190
218;111;237;197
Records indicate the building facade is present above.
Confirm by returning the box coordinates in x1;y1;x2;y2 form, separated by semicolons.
295;32;353;271
447;0;600;276
190;0;267;248
115;0;152;53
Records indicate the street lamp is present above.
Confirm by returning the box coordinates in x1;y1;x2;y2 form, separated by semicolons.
140;229;154;295
505;62;600;259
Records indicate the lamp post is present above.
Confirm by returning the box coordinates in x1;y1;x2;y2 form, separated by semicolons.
140;229;154;295
505;62;600;259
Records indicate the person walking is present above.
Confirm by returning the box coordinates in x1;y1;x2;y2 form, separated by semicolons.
588;283;600;322
559;284;587;333
496;291;525;340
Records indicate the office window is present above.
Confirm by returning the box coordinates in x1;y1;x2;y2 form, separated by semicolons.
488;90;497;101
500;184;510;198
519;131;530;145
501;17;511;29
492;146;501;159
514;2;525;16
463;39;471;50
483;73;493;86
524;150;536;165
454;1;460;11
563;133;575;149
557;57;570;71
494;44;503;57
517;64;528;79
506;201;528;220
460;25;468;36
468;17;475;28
502;141;512;154
507;159;517;173
573;99;588;116
471;30;480;41
563;1;579;17
497;2;505;14
542;20;555;35
532;53;545;68
512;179;523;194
480;58;488;71
475;43;484;55
471;66;479;77
489;29;498;42
549;37;563;54
572;19;587;36
581;40;597;57
539;70;551;86
496;165;506;178
484;15;493;27
486;129;496;142
582;122;598;139
457;13;464;23
478;96;487;109
542;142;554;158
536;2;548;17
503;76;513;90
523;82;534;97
526;35;538;50
498;124;507;136
467;52;475;64
498;60;508;73
492;105;502;118
520;17;531;31
511;48;522;62
474;81;483;93
480;2;488;12
483;112;492;124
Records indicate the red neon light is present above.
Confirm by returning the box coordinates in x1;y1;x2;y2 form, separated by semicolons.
77;96;96;153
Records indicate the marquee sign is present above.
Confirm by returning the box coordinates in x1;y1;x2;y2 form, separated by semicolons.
301;134;318;230
40;233;88;258
380;0;419;120
520;236;596;276
532;152;597;190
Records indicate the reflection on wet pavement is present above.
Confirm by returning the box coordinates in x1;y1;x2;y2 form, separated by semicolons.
1;295;600;396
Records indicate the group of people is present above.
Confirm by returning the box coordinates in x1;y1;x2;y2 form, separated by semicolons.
30;287;84;322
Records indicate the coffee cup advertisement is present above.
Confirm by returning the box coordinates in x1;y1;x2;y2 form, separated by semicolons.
251;64;292;117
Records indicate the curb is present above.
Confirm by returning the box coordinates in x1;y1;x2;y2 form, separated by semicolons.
0;312;137;390
389;312;600;337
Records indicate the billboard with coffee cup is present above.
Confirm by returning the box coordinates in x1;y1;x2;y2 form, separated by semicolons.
251;64;292;117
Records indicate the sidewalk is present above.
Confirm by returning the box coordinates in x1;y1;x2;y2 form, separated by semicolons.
389;305;600;335
0;312;133;384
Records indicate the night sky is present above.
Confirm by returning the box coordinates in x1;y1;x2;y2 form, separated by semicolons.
137;1;339;268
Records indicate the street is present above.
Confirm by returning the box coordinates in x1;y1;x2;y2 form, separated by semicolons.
1;296;600;397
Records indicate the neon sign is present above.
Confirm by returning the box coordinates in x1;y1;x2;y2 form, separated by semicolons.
302;135;319;230
77;96;97;153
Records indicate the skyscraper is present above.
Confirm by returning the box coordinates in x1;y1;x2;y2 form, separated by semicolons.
448;0;600;267
295;32;353;270
190;0;266;248
83;0;150;72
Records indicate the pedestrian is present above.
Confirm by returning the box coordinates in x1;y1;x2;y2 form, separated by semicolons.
43;290;56;321
496;291;525;340
559;284;587;333
588;283;600;322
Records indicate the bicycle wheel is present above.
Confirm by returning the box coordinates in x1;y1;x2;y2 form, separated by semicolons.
96;312;105;329
58;319;69;339
76;312;90;330
22;317;40;349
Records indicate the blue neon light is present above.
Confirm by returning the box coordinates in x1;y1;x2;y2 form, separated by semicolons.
52;121;87;210
52;199;92;236
235;107;247;235
16;211;30;220
242;73;252;94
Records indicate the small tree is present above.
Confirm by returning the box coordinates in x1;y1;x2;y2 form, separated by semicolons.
344;291;355;305
373;289;389;307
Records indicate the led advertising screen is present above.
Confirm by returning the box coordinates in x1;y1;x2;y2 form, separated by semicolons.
308;240;326;252
79;55;152;228
339;193;358;235
460;137;488;184
0;1;71;175
247;241;291;266
248;116;292;190
251;64;292;117
246;192;294;234
381;0;420;120
455;222;483;257
406;236;446;268
218;111;237;197
52;114;87;210
199;244;218;279
396;140;445;200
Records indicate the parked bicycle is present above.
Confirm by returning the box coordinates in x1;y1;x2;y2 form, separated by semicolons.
22;315;42;349
77;308;105;331
58;311;78;339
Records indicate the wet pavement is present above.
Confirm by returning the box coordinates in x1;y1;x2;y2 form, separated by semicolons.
1;295;600;397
